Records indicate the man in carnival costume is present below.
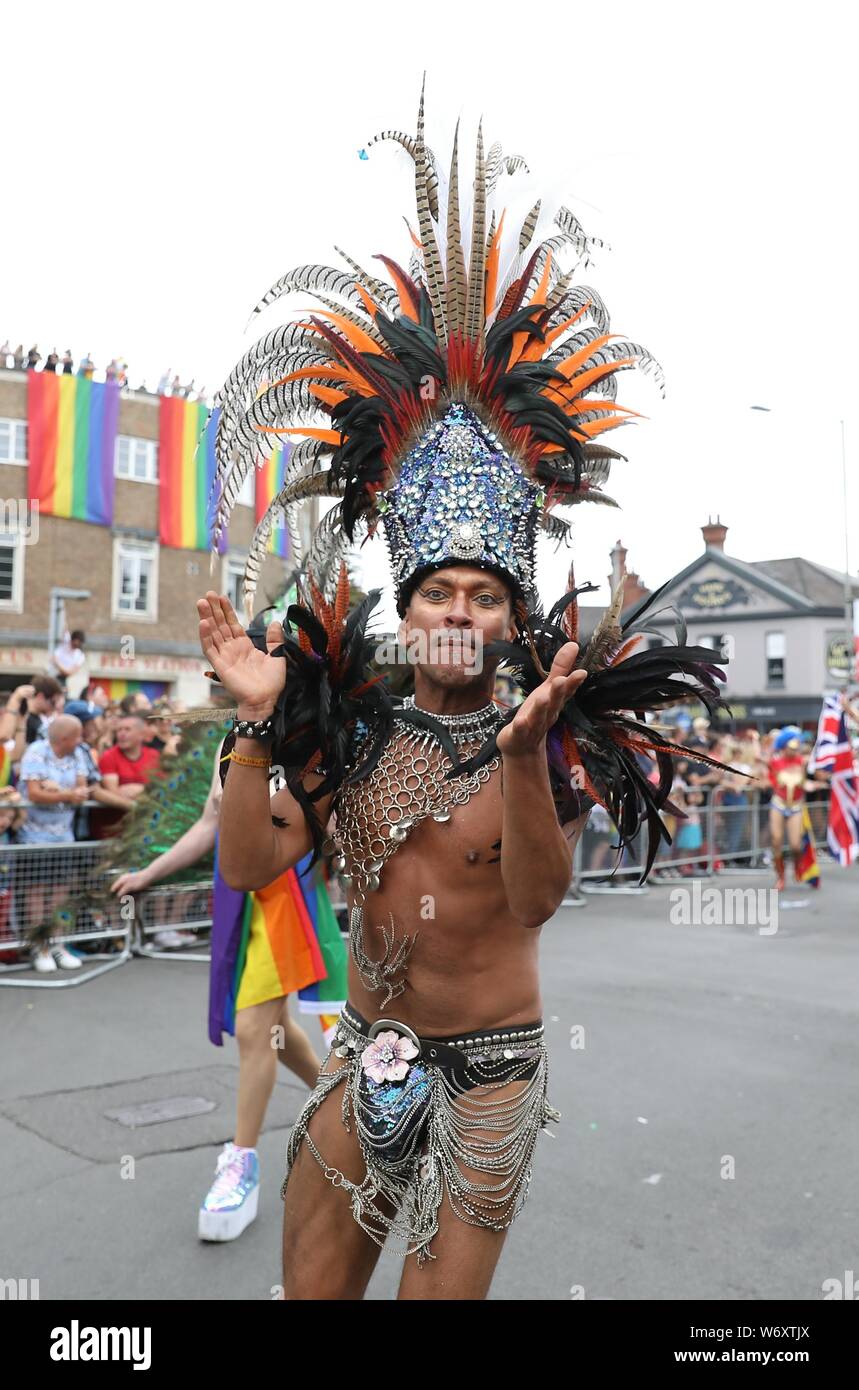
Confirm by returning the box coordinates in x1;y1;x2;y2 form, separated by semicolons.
196;82;734;1298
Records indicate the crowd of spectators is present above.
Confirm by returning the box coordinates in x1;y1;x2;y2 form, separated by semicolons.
0;678;192;969
578;711;846;888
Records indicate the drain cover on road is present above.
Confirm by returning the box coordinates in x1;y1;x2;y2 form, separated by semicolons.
104;1096;217;1127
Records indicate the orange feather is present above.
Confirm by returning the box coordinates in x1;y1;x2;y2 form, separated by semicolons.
300;309;384;356
484;208;506;320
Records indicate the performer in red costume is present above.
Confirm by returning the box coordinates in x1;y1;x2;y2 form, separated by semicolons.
766;727;827;890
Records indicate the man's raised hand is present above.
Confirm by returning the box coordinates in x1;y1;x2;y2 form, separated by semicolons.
196;591;286;716
496;641;587;758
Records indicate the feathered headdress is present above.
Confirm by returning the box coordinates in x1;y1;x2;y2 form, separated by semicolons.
208;77;663;614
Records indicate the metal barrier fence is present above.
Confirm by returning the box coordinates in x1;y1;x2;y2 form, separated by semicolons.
572;788;832;887
0;788;838;983
0;836;214;988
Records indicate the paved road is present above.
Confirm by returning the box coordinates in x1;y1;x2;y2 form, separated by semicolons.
1;866;857;1300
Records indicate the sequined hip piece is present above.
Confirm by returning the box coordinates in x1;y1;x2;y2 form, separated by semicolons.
282;1003;560;1266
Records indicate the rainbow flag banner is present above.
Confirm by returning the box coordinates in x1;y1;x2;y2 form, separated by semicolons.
90;678;169;702
158;398;225;551
254;443;292;558
27;371;120;525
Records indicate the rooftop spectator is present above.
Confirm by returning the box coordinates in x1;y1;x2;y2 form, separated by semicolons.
78;352;94;379
62;349;74;374
170;373;182;396
26;345;41;370
44;348;59;373
0;340;10;367
157;369;172;395
13;344;25;369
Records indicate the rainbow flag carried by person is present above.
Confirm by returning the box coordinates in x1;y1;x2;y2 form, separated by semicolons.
209;836;346;1048
158;398;226;551
27;371;121;524
254;443;292;558
795;805;821;886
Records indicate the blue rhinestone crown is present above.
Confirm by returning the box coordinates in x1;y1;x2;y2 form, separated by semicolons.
377;402;542;612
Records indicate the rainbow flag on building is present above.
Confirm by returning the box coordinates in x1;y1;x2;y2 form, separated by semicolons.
158;398;226;551
254;444;292;558
27;372;121;525
89;678;169;703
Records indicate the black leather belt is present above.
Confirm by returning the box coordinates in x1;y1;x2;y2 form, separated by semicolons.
337;1004;545;1070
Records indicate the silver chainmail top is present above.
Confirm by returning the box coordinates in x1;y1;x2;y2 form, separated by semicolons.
327;695;505;1005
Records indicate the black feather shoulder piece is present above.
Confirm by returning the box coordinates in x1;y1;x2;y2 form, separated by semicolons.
451;575;741;880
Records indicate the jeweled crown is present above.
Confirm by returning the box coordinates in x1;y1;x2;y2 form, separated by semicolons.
377;402;542;612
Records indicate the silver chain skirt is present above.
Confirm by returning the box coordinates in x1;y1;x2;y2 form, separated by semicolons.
281;1008;561;1267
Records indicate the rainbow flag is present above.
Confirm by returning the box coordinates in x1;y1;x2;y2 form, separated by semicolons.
90;678;169;703
27;371;120;524
0;746;10;788
795;805;821;886
254;443;292;558
158;398;226;551
209;839;347;1047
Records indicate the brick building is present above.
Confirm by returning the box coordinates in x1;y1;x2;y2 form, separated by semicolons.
0;370;301;703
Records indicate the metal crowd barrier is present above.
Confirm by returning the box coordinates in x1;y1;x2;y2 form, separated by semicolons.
0;840;132;989
0;836;215;988
572;788;834;889
0;790;838;984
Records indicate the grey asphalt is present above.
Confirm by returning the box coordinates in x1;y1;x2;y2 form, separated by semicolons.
1;865;857;1301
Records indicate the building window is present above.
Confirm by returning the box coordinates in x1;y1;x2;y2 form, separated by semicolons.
223;555;246;613
0;418;27;465
113;538;158;620
115;436;158;483
766;630;785;687
0;531;24;610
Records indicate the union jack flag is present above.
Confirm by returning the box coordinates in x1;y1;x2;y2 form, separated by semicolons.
808;693;859;865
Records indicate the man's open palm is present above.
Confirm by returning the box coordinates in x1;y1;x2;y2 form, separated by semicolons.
196;591;286;711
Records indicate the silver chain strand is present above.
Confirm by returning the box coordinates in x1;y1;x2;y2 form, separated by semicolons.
330;697;505;1000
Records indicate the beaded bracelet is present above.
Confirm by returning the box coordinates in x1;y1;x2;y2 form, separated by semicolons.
228;751;271;769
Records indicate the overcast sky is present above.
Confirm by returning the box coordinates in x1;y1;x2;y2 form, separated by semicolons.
5;0;856;627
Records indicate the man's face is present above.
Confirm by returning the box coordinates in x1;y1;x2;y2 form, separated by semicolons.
400;565;517;690
52;726;81;758
116;717;144;750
